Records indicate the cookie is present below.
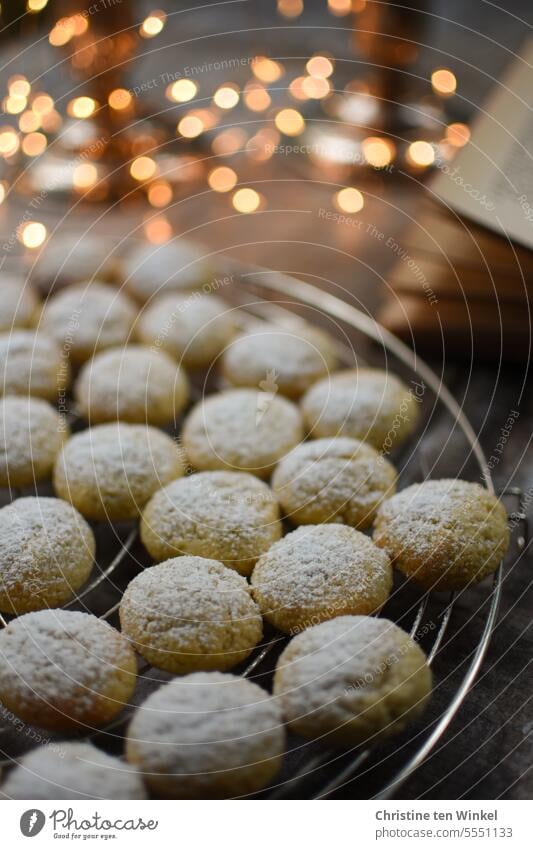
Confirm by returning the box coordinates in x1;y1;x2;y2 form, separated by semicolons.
0;330;69;400
222;324;337;398
301;368;420;450
38;281;137;365
251;524;392;634
0;610;137;730
75;345;189;426
0;396;67;488
54;422;184;521
137;292;235;369
0;497;95;614
124;240;213;303
273;615;432;746
140;471;282;575
119;556;263;673
126;672;284;797
373;479;510;590
0;274;39;331
1;742;146;800
182;388;304;479
31;232;119;294
272;437;397;528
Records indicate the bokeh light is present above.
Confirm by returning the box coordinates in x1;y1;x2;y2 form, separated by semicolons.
275;108;305;135
232;188;262;213
208;166;238;192
19;221;47;249
335;187;364;213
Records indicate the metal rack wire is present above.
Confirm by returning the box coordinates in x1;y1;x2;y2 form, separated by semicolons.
0;269;526;798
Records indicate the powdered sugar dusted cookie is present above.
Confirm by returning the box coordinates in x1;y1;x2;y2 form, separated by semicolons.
119;557;263;673
0;497;95;614
182;388;304;479
272;437;397;528
124;240;213;303
126;672;285;797
0;274;39;332
222;324;337;398
0;331;69;400
251;524;392;634
137;293;235;369
0;610;136;730
273;616;431;745
54;422;184;520
301;368;420;450
75;345;189;426
140;471;282;575
1;742;146;799
0;396;67;488
373;479;509;590
39;281;137;365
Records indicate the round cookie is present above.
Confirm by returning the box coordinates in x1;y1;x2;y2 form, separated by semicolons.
182;388;304;479
124;240;213;303
1;742;146;800
0;610;137;730
373;478;510;591
31;232;119;294
273;616;432;746
251;524;392;634
301;368;420;450
0;396;68;488
0;274;39;332
38;281;137;365
137;292;235;369
0;497;95;614
222;324;338;399
140;471;282;575
126;672;285;798
272;437;397;528
75;345;189;426
54;422;185;521
0;330;69;400
119;556;263;673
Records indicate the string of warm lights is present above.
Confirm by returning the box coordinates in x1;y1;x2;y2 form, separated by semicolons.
1;1;470;249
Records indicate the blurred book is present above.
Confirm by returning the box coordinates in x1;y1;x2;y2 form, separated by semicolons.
378;38;533;360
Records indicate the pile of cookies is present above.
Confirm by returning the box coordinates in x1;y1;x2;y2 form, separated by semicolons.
0;239;509;799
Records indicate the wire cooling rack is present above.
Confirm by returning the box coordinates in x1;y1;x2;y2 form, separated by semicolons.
0;267;526;800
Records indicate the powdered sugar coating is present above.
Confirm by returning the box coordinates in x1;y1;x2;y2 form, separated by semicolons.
373;478;510;590
222;324;338;398
75;345;189;426
119;556;263;673
2;742;146;800
301;368;420;450
124;241;213;303
0;396;68;488
0;497;95;614
272;437;397;528
31;233;119;293
251;524;392;634
126;672;285;798
39;281;137;365
0;276;39;332
273;615;431;746
140;471;282;575
0;610;137;730
183;388;304;479
137;293;235;369
54;422;185;521
0;330;69;400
